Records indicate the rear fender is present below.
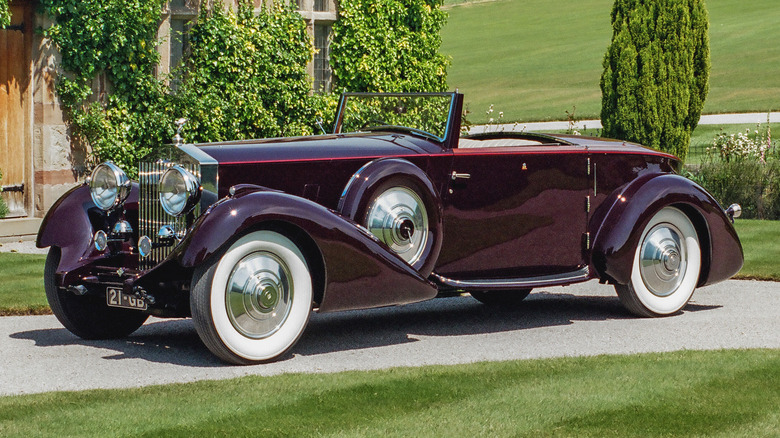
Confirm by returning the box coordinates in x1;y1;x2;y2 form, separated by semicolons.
174;188;438;312
590;173;743;287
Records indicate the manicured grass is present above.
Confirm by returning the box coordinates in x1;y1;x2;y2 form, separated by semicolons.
0;252;48;315
441;0;780;123
0;349;777;436
732;219;780;281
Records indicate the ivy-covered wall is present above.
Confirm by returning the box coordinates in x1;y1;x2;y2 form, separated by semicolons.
331;0;449;93
35;0;450;177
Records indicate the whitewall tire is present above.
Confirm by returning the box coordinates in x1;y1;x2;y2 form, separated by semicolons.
615;207;701;317
191;230;313;364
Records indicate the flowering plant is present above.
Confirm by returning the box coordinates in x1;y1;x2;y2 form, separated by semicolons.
708;122;774;163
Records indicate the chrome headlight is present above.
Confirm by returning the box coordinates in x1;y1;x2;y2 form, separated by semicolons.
89;162;131;211
159;165;201;216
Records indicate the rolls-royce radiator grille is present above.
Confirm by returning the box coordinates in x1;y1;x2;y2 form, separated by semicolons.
139;161;201;265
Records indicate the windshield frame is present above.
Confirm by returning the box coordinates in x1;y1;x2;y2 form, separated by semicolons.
333;92;461;145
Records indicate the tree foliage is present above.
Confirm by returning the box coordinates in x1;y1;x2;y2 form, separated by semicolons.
600;0;710;161
331;0;449;92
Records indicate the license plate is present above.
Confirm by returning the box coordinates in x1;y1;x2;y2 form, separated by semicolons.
106;287;147;311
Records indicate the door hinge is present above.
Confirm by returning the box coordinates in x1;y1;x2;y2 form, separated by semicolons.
583;232;591;250
587;157;591;175
585;195;590;213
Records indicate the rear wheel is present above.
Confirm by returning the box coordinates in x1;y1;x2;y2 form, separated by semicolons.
470;289;532;306
615;207;701;317
190;231;313;364
45;247;148;339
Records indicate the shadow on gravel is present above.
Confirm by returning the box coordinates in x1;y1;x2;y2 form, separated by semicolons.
10;319;225;368
9;292;721;366
293;292;721;357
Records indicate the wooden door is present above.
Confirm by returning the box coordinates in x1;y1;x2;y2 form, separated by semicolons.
0;3;32;217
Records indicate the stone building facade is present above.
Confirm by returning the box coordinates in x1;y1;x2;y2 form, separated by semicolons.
0;0;336;240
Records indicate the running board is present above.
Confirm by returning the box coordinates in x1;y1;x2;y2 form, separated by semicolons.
431;266;591;291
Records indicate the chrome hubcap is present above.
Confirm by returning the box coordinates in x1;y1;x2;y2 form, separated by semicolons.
366;187;429;266
226;251;293;339
639;223;687;297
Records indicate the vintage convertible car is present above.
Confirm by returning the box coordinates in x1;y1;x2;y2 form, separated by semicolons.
38;92;743;364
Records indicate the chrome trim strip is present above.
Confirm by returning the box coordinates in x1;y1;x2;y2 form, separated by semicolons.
432;266;591;290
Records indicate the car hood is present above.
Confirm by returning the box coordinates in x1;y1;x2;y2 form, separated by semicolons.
189;131;439;165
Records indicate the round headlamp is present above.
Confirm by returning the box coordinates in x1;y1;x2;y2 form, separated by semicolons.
89;162;131;211
159;165;200;216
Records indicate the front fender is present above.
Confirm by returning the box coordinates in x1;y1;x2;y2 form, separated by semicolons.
173;189;438;312
36;183;140;286
590;173;743;287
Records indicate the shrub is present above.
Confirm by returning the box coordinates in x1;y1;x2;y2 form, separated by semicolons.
601;0;710;162
687;123;780;219
331;0;449;92
691;161;780;219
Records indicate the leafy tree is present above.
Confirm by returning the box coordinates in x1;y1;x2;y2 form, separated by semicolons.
600;0;710;161
331;0;449;92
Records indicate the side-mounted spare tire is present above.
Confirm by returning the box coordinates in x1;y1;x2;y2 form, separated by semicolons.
339;159;442;278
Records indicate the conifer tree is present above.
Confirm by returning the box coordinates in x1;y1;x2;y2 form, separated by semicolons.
600;0;710;161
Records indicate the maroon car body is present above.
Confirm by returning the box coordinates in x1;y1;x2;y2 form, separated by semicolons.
38;92;743;364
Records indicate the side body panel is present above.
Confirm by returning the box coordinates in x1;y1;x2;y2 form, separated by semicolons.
436;146;590;280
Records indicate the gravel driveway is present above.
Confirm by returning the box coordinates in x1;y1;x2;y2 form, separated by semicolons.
1;279;778;396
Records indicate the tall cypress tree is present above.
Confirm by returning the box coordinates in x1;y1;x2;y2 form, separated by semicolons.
600;0;710;161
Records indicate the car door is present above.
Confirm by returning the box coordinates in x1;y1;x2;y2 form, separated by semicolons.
434;145;589;281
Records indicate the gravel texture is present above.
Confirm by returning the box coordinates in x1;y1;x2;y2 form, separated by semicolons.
1;279;778;396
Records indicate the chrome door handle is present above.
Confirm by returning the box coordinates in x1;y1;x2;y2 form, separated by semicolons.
451;171;471;181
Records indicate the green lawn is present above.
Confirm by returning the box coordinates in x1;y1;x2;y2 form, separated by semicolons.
732;219;780;280
0;349;777;437
442;0;780;123
0;252;47;315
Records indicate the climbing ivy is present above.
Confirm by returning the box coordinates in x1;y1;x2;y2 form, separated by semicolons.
0;0;10;28
331;0;449;93
40;0;170;177
173;1;316;142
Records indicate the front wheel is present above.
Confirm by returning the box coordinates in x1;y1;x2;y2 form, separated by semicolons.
45;247;148;339
190;230;313;364
615;207;701;317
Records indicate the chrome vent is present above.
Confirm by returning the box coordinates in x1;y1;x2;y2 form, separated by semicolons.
139;161;201;265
